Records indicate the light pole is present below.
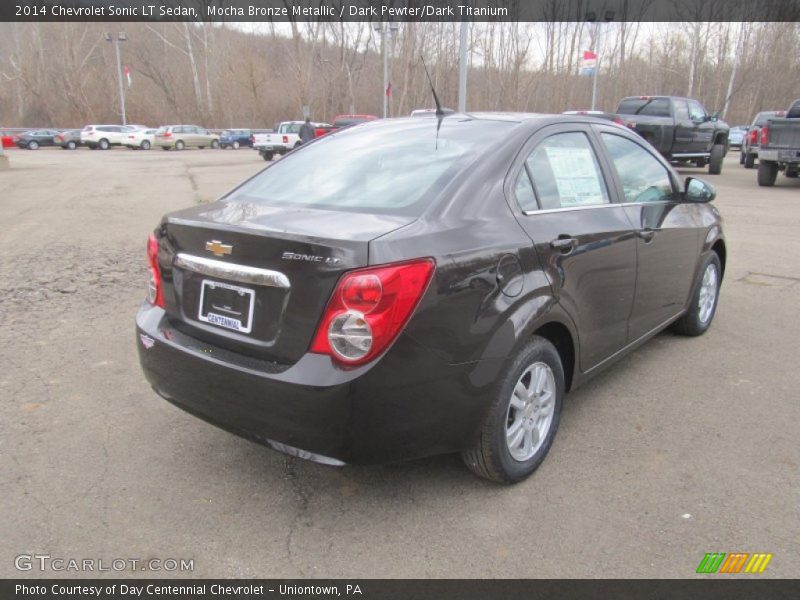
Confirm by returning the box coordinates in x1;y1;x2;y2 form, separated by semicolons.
587;11;614;111
374;22;399;118
458;22;468;113
104;32;127;126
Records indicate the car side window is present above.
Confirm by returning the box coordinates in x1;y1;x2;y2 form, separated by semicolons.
674;100;690;121
601;133;675;204
523;132;610;210
197;128;207;135
514;169;538;212
688;101;706;121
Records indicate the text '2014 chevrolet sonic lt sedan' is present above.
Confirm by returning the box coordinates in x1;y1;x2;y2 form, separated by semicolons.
136;113;725;483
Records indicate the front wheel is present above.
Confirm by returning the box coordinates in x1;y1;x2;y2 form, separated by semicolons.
67;141;77;150
232;141;240;150
708;144;725;175
757;160;778;186
672;253;722;337
28;141;39;150
175;140;185;151
462;336;564;484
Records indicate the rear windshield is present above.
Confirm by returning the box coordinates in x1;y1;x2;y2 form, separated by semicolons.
227;119;516;216
617;98;672;117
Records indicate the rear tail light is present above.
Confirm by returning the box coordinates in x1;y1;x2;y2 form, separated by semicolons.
760;126;769;147
282;135;289;144
749;129;758;145
146;234;165;308
310;259;435;365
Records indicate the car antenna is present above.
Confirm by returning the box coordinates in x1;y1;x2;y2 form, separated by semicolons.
421;56;445;148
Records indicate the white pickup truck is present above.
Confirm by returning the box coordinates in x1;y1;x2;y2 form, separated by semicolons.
252;120;332;161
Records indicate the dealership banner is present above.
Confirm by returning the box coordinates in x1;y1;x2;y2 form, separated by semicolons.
3;0;800;22
3;579;800;599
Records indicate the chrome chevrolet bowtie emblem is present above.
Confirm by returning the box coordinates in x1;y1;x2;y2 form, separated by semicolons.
205;240;232;257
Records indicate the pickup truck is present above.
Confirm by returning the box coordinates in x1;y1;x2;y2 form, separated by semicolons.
740;110;785;169
756;99;800;186
616;96;730;175
252;121;331;161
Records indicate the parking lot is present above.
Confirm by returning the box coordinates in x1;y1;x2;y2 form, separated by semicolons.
1;147;798;578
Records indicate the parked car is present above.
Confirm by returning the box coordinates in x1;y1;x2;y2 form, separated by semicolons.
728;126;748;148
1;130;18;149
15;130;60;149
54;130;82;150
616;96;730;174
154;125;220;150
252;121;331;161
740;110;785;169
137;114;725;483
332;114;379;128
81;125;132;150
123;128;156;150
219;129;253;149
755;99;800;186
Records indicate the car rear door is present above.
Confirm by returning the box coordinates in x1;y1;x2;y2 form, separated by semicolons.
595;125;702;340
509;123;637;371
673;99;696;150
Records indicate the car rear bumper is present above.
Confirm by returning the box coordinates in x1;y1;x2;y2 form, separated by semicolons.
136;303;499;465
758;149;800;163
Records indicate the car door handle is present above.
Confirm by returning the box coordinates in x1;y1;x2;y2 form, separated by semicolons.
550;237;578;252
637;229;656;242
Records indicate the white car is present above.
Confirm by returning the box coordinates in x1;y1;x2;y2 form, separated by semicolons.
80;125;133;150
252;121;330;161
124;128;157;150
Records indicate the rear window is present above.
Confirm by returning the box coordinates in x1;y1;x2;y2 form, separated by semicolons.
617;98;672;117
754;112;777;126
279;123;301;134
227;119;516;216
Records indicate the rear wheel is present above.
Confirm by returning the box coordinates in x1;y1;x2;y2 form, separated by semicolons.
67;141;77;150
462;336;564;484
175;140;185;151
211;139;220;149
708;144;725;175
141;140;151;150
744;152;755;169
757;160;778;186
262;151;274;161
99;138;110;150
672;253;721;336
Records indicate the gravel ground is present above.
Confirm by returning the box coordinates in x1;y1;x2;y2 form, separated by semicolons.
1;147;798;578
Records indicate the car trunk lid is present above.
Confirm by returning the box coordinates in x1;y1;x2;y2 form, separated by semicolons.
156;201;414;365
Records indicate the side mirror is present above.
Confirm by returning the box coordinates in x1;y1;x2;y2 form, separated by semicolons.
685;177;716;203
709;111;720;122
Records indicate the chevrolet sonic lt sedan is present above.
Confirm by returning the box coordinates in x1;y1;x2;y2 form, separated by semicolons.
136;113;725;483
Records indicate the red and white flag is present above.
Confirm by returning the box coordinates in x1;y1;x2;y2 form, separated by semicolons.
580;51;597;76
124;65;132;88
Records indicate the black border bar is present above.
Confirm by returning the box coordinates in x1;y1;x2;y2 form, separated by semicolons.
4;0;800;22
3;579;800;600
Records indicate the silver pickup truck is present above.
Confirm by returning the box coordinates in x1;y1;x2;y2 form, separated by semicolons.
757;99;800;186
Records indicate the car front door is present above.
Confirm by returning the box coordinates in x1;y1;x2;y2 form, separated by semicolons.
510;125;638;371
596;126;703;341
687;100;716;153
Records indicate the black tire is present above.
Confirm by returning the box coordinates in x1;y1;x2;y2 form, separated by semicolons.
708;144;724;175
672;252;722;337
175;140;185;151
211;139;220;149
744;152;755;169
739;151;745;165
461;336;564;484
262;151;274;161
232;141;240;150
67;141;77;150
28;141;39;150
141;140;151;150
99;139;110;150
757;160;778;187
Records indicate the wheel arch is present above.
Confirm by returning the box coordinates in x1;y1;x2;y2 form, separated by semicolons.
711;238;726;279
532;321;576;393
